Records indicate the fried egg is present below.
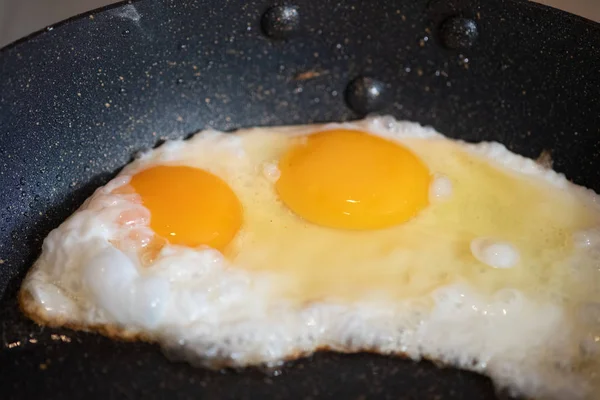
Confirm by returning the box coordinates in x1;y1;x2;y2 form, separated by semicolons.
20;116;600;400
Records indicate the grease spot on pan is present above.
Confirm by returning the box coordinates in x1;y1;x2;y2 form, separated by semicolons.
439;17;479;50
261;5;300;39
345;76;390;115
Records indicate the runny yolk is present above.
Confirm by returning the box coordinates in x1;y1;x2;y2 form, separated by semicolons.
275;129;431;230
129;166;242;250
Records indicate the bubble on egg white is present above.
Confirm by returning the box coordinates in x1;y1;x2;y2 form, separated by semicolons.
429;174;453;202
262;162;281;182
470;238;520;269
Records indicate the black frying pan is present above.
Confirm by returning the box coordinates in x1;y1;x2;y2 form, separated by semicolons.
1;0;599;399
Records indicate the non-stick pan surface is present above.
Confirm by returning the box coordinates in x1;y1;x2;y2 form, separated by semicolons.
1;0;599;399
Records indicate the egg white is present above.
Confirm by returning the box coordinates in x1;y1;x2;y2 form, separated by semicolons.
20;116;600;400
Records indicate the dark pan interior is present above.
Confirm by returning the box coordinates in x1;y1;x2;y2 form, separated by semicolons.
1;0;599;398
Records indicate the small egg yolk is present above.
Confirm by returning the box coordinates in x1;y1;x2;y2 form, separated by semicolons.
275;129;430;230
129;166;242;250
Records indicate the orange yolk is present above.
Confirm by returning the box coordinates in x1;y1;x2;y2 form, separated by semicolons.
130;166;242;250
276;129;431;230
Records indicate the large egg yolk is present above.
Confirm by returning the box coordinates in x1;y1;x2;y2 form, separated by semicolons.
130;166;242;250
275;129;430;230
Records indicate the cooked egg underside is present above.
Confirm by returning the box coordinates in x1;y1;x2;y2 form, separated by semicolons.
20;117;600;400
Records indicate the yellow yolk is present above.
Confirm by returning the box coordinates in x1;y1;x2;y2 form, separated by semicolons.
275;129;431;230
130;166;242;250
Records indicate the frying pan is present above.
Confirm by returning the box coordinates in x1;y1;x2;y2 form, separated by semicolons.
0;0;599;398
